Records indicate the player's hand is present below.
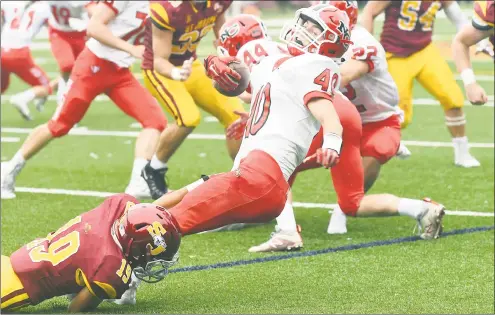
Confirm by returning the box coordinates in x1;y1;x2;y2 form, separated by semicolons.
204;55;241;91
465;82;488;105
475;38;494;58
226;110;249;140
181;57;194;80
304;148;340;169
130;45;145;60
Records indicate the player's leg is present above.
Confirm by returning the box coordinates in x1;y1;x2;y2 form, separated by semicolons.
417;43;480;168
187;60;246;160
360;115;401;192
107;70;167;198
1;48;104;199
1;256;31;311
141;69;201;199
1;67;11;95
8;48;55;116
49;28;77;106
167;150;289;236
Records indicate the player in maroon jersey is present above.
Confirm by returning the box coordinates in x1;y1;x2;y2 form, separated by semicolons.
452;0;494;106
1;194;181;312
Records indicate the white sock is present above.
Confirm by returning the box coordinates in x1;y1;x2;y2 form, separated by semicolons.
398;198;427;219
11;150;26;168
276;201;297;232
17;89;36;102
150;154;167;170
131;158;148;181
56;78;67;106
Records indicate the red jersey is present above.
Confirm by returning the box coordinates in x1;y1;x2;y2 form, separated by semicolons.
142;0;232;69
472;0;494;47
380;0;445;57
10;194;139;305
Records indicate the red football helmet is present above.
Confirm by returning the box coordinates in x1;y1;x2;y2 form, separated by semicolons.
218;14;270;57
114;203;181;283
327;1;358;30
280;4;353;60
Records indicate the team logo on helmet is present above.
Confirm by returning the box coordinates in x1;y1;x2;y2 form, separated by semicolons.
147;222;167;256
337;21;350;41
220;23;240;43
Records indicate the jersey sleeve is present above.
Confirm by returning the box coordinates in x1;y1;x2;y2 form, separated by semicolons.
289;55;340;108
149;1;176;31
76;257;129;300
349;28;386;73
472;0;494;31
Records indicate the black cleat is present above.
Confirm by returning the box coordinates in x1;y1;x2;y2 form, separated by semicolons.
141;162;168;200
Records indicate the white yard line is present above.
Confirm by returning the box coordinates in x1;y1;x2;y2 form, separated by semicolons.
0;137;20;143
12;186;494;217
1;127;493;148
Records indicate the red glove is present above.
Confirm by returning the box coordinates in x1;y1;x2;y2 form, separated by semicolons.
226;110;249;140
204;55;242;91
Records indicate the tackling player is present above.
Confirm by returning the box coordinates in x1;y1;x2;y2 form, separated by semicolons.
1;194;181;312
217;6;445;253
1;1;167;200
452;0;494;106
1;1;58;120
361;0;480;168
139;0;248;199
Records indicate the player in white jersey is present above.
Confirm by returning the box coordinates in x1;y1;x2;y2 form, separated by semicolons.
1;1;167;200
1;1;58;120
217;7;445;253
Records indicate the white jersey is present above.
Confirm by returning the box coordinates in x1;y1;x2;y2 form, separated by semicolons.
1;1;49;49
46;1;89;32
86;1;148;68
235;38;287;71
233;53;341;180
340;25;401;123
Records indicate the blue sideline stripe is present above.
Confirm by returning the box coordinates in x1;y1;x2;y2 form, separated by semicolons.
170;225;494;274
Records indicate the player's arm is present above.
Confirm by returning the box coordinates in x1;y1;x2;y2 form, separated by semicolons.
307;98;343;168
339;58;370;87
154;176;211;208
213;12;226;47
151;24;186;80
360;0;391;34
443;1;469;32
68;288;101;313
86;2;143;59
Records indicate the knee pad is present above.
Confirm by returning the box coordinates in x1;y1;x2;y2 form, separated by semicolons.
179;112;201;128
141;116;167;132
47;119;73;137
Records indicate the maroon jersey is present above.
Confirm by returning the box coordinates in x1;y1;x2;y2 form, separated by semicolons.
142;0;232;69
380;0;445;57
10;194;139;305
472;0;494;47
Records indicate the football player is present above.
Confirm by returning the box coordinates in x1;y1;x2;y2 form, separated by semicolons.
1;1;167;200
1;194;181;312
1;1;58;120
452;0;494;105
139;0;248;199
361;0;480;168
9;1;94;114
217;6;445;253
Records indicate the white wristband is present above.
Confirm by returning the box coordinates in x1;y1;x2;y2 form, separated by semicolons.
322;133;343;155
186;177;207;192
460;68;476;86
171;67;183;81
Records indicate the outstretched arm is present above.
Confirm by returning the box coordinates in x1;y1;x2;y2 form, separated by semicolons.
360;1;391;34
68;288;101;313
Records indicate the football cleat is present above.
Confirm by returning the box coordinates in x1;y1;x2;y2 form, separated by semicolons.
1;162;18;199
125;176;152;199
327;206;347;234
396;142;412;160
141;162;168;200
455;154;481;168
248;225;303;253
9;93;33;121
34;97;48;112
417;198;445;240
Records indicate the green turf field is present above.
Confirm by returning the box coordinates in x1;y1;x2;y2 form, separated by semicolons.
1;14;494;314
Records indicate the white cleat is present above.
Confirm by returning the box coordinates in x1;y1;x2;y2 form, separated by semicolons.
417;198;445;240
248;225;303;253
1;162;17;199
10;94;33;121
455;154;481;168
110;274;140;305
327;207;347;234
396;142;411;160
34;97;47;112
125;176;152;199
